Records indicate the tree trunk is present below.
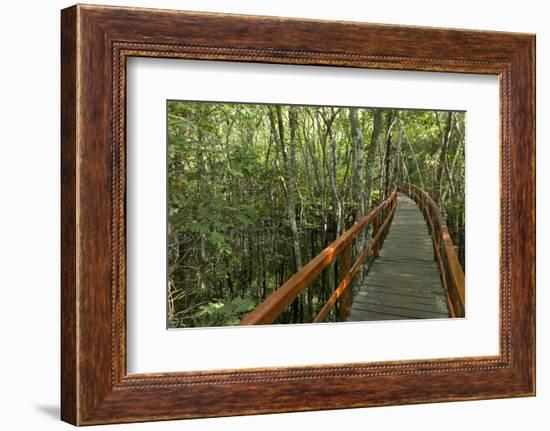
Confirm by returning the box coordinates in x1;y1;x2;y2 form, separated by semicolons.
442;121;464;203
349;108;366;259
349;108;365;218
287;106;303;271
365;109;383;208
434;111;453;204
329;131;342;239
383;113;396;199
394;127;403;184
268;106;303;272
400;118;425;189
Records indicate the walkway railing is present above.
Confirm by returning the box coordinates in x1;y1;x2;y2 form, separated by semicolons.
240;190;398;325
398;183;465;318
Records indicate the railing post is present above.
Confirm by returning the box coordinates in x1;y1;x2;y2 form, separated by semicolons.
372;212;381;258
384;205;390;236
337;243;352;321
432;227;437;261
388;193;396;233
433;226;440;262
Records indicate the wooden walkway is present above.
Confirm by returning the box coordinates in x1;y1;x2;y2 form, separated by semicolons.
348;193;450;321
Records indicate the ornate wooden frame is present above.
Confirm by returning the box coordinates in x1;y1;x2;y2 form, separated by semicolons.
61;4;535;425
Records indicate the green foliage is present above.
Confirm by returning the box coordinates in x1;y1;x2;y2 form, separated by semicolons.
193;297;257;327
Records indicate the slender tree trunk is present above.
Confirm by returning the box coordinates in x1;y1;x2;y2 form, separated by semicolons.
365;109;383;208
268;106;303;272
320;109;342;241
434;111;453;204
261;242;267;298
349;108;365;219
383;113;396;198
319;108;342;295
287;106;303;271
402;158;411;184
349;108;366;261
442;123;464;203
289;107;307;321
400;119;425;189
395;127;403;184
329;130;342;239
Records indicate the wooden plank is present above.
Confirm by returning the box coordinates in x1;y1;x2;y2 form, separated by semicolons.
350;303;448;320
352;294;448;315
354;291;445;307
355;285;445;301
348;310;413;321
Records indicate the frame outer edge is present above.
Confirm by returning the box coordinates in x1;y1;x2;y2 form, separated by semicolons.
503;35;536;396
527;35;536;395
520;34;536;395
61;4;536;424
61;4;79;426
531;34;536;396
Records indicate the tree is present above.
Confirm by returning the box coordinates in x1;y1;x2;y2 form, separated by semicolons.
434;111;453;204
365;109;383;207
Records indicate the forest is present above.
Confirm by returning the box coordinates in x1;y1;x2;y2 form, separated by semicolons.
167;101;465;328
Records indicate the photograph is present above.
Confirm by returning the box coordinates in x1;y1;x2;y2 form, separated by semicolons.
167;101;466;328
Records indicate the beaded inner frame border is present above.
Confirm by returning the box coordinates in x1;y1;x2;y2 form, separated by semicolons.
111;43;512;387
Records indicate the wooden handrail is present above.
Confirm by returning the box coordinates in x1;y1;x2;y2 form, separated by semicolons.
240;190;398;325
398;183;465;318
313;195;397;322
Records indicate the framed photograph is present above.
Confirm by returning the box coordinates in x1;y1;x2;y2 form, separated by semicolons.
61;4;535;425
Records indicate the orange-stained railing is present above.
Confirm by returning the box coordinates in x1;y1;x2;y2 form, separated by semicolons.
398;183;465;318
239;190;398;325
